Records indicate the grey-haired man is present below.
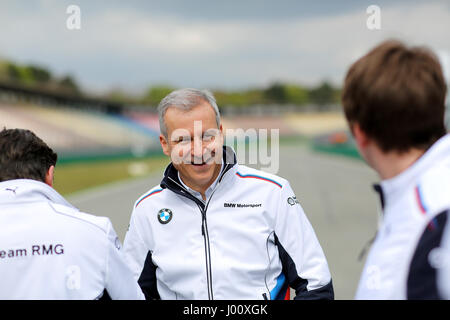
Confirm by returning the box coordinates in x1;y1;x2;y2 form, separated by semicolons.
123;88;333;300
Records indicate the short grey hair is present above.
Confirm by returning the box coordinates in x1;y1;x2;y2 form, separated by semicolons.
157;88;221;137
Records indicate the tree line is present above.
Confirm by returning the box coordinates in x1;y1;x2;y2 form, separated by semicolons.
0;59;341;108
0;60;80;96
111;82;341;108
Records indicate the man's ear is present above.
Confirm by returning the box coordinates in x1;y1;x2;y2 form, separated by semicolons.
160;134;170;157
218;124;224;143
352;122;370;150
45;165;55;187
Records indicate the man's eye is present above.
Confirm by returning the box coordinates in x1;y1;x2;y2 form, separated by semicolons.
203;134;215;141
178;137;191;143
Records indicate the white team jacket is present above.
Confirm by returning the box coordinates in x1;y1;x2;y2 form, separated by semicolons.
356;134;450;299
0;179;144;300
123;146;333;300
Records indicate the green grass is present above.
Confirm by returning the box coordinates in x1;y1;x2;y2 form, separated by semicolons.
312;143;362;159
53;155;170;196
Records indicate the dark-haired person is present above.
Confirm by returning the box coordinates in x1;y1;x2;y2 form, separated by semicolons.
0;128;144;299
341;40;450;299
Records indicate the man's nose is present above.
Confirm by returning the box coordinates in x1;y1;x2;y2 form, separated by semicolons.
191;136;204;158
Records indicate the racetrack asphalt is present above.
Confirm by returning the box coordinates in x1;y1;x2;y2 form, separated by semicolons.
68;143;379;300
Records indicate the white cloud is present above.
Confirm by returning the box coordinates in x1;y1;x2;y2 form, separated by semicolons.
0;1;448;93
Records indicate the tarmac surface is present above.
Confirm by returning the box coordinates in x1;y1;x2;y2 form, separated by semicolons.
68;143;379;300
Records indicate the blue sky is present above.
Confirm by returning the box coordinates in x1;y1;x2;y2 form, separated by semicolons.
0;0;449;95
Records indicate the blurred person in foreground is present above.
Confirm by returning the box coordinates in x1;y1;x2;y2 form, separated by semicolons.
342;40;450;299
123;88;333;300
0;128;144;300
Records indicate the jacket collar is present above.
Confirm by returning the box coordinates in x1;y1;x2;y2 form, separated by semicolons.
376;133;450;209
160;145;237;204
0;179;75;208
177;161;224;201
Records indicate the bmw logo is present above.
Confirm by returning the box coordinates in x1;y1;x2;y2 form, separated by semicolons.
158;208;173;224
287;196;299;206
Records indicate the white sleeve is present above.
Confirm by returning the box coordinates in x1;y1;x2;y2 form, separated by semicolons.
274;180;334;300
104;219;145;300
122;207;151;283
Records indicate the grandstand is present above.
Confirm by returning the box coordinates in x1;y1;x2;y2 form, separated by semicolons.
0;80;351;163
0;102;161;162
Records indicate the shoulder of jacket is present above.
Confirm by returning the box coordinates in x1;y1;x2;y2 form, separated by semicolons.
134;185;165;209
234;165;286;189
414;164;450;217
48;202;111;235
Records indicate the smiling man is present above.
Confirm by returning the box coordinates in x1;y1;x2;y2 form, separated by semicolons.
123;88;333;300
161;96;223;201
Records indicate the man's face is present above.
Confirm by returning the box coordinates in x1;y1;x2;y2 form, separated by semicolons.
160;101;223;190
